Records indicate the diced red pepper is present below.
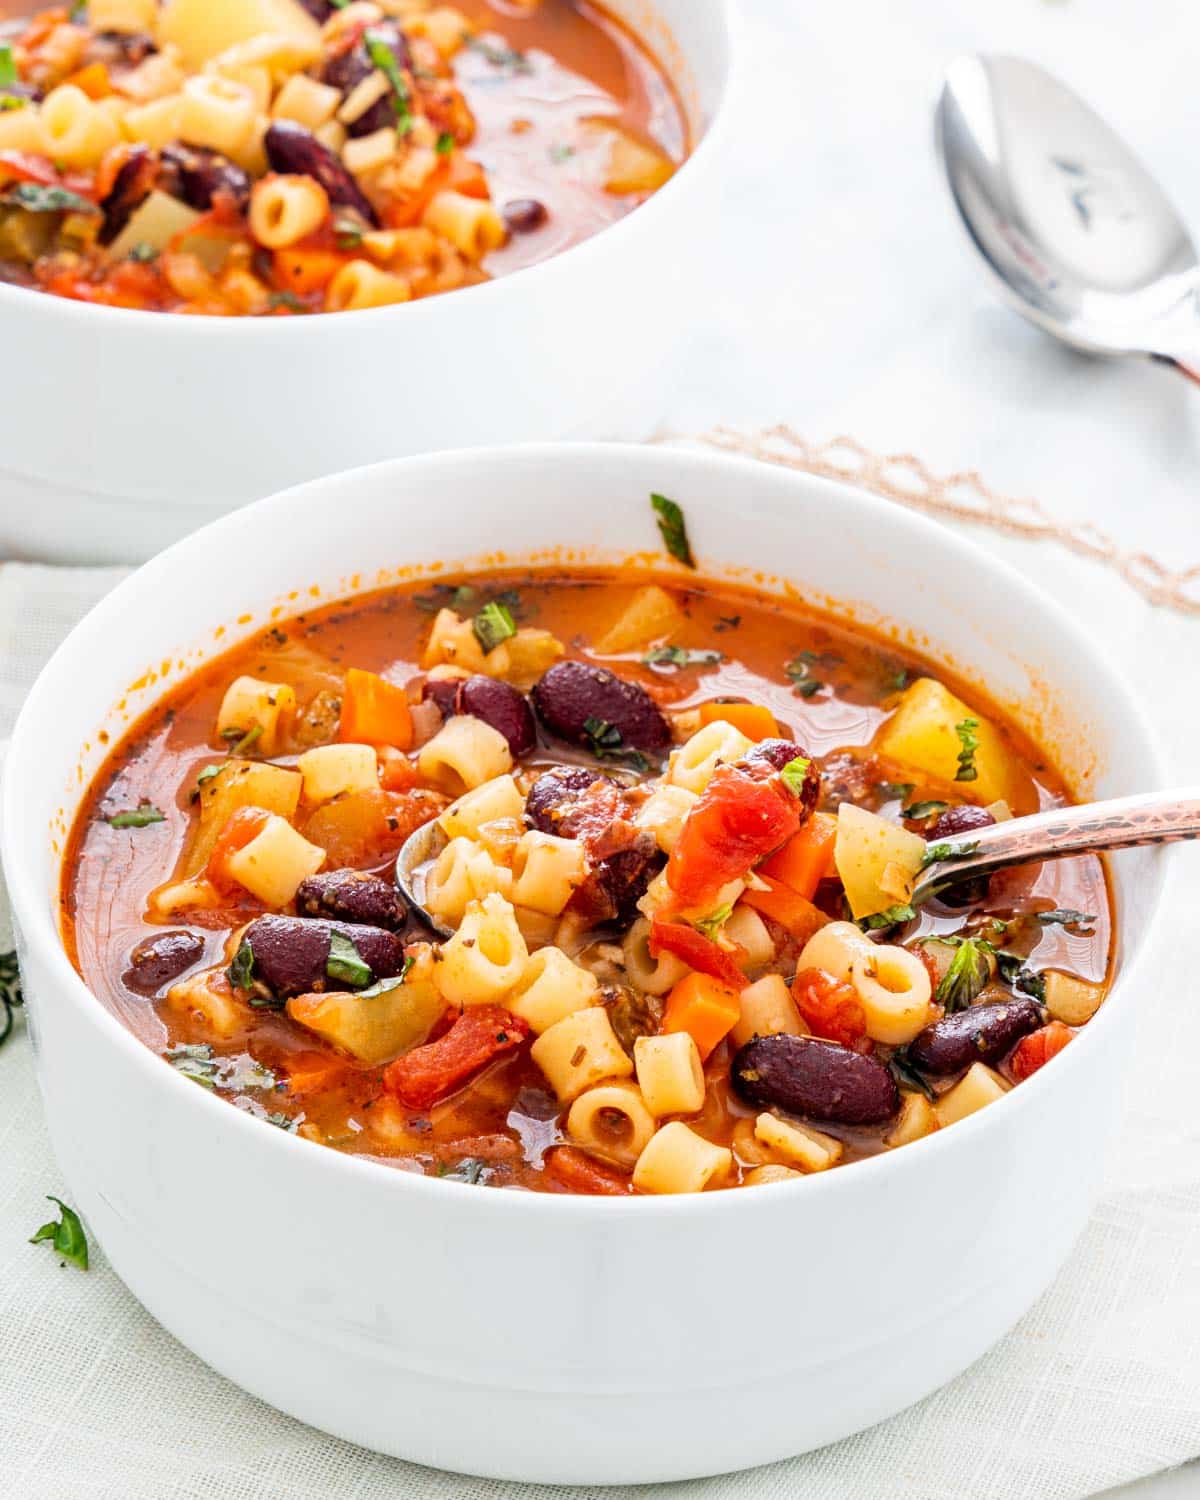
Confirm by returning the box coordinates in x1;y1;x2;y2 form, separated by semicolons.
543;1146;633;1196
666;763;799;912
382;1005;528;1109
649;916;746;991
791;967;870;1051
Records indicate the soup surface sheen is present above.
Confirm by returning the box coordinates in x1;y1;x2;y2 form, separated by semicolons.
63;568;1113;1195
0;0;684;313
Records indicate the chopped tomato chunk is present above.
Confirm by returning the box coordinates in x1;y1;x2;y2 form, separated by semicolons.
666;763;799;912
205;806;270;892
382;1006;528;1109
791;967;870;1051
544;1146;633;1195
1010;1021;1073;1082
649;916;746;991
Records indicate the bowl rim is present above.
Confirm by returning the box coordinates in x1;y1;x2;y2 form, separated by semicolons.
0;0;738;335
2;440;1173;1219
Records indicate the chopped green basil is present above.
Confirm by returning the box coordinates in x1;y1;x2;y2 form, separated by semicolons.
0;45;17;91
928;934;994;1013
582;715;649;774
472;599;517;654
7;181;98;215
903;799;948;821
921;839;980;869
127;241;158;263
859;903;916;931
1035;908;1097;933
650;493;696;568
642;645;722;671
0;950;22;1049
0;95;26;113
221;723;263;757
887;1049;935;1102
326;932;372;988
694;903;733;939
780;756;811;797
436;131;455;155
357;955;414;998
437;1156;489;1183
166;1043;277;1093
890;668;910;691
29;1196;88;1272
995;951;1046;1002
268;289;304;311
333;216;363;249
365;29;412;135
107;803;165;829
784;657;824;698
467;37;532;74
227;939;255;993
954;717;980;783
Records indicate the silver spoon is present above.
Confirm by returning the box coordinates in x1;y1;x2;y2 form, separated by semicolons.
395;788;1200;932
936;53;1200;384
913;788;1200;907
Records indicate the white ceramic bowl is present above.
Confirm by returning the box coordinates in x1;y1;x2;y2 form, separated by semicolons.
2;444;1168;1484
0;1;734;565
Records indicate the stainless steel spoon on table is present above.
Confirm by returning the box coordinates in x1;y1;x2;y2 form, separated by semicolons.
936;54;1200;384
396;788;1200;933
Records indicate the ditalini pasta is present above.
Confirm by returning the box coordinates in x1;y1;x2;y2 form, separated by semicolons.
61;552;1114;1193
0;0;686;313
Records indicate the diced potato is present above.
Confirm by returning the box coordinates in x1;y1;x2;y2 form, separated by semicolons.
1043;971;1104;1026
187;759;303;874
586;121;675;195
163;968;245;1039
596;585;684;654
874;678;1034;812
159;0;321;68
503;628;564;690
933;1062;1009;1128
730;974;807;1048
297;743;378;805
743;1164;804;1186
834;804;927;920
216;675;297;755
753;1112;843;1172
224;814;325;906
107;190;201;261
287;947;446;1064
885;1091;938;1148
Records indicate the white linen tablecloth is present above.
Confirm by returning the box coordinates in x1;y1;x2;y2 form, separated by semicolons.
3;1;1200;1496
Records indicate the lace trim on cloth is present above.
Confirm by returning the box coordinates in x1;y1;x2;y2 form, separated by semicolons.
697;425;1200;619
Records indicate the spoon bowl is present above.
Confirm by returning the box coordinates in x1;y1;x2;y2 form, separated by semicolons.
936;53;1200;375
394;819;453;938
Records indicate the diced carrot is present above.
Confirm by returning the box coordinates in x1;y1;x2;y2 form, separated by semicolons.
339;667;413;749
62;61;112;99
758;811;838;900
543;1146;633;1196
447;153;490;199
1010;1021;1073;1082
272;246;345;296
662;971;741;1062
280;1049;353;1096
697;701;778;741
791;967;869;1051
205;805;270;891
17;8;68;50
741;877;828;946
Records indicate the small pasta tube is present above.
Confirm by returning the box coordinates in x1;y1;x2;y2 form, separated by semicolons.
797;920;872;983
885;1092;938;1149
249;174;330;248
1042;971;1104;1026
933;1062;1009;1128
424;837;513;924
507;946;598;1034
724;904;775;972
531;1005;633;1104
178;74;257;156
635;783;698;855
621;916;687;997
753;1112;843;1173
743;1164;804;1186
849;943;933;1046
0;106;49;154
338;72;391;127
123;94;186;149
224;814;325;907
215;675;297;755
633;1032;705;1117
566;1081;656;1168
632;1122;731;1195
666;720;754;795
325;258;413;312
438;774;525;840
730;974;807;1049
343;124;398;176
417;714;512;796
434;892;527;1007
423;189;507;260
413;5;473;58
40;85;122;168
511;830;587;916
297;743;378;804
271;72;341;129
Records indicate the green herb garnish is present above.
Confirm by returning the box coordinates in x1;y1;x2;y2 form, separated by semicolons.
650;492;695;568
0;951;23;1049
0;95;26;113
467;36;532;73
581;715;649;773
887;1048;935;1101
221;723;263;757
548;142;575;164
7;181;99;215
437;1156;489;1184
642;645;722;671
780;756;811;797
0;45;17;91
694;903;733;939
903;799;948;821
356;955;414;998
784;658;823;698
921;839;980;869
1035;908;1097;934
859;903;916;931
268;289;304;311
326;932;372;988
995;951;1046;1002
166;1043;277;1093
365;29;412;135
107;803;165;829
333;216;364;250
228;939;255;993
29;1197;88;1271
127;241;158;263
435;130;454;155
472;599;517;654
954;717;980;783
927;934;995;1013
890;668;909;691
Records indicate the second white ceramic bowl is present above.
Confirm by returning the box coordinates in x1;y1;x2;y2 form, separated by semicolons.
0;0;734;564
2;444;1167;1482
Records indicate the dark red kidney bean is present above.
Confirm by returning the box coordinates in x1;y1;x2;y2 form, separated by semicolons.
731;1034;900;1125
296;0;334;18
907;997;1042;1075
159;143;251;213
99;144;156;244
295;870;401;929
264;121;378;224
321;21;410;137
457;676;537;758
532;661;671;753
83;31;157;70
421;676;462;719
524;765;605;835
239;915;408;999
573;837;663;926
502;198;548;234
927;805;996;840
122;930;205;995
741;737;820;812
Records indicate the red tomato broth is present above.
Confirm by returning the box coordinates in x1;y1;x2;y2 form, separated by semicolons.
60;571;1115;1192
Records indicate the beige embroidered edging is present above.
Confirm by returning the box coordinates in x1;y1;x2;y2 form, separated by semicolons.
694;425;1200;619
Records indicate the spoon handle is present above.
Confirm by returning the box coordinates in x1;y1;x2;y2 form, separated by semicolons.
912;787;1200;904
